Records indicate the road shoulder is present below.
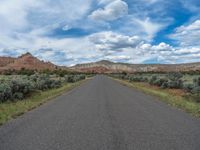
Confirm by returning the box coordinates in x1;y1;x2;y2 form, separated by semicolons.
112;78;200;117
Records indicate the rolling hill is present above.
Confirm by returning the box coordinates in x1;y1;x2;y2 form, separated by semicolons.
0;53;200;73
71;60;200;73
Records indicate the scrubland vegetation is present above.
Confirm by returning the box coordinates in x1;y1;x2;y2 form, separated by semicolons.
0;73;86;102
111;72;200;116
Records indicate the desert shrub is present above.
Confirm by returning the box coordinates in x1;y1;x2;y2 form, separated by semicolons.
183;77;200;103
29;74;62;90
0;83;12;102
10;78;33;95
65;75;75;83
190;86;200;103
29;74;38;82
148;73;183;89
166;72;183;89
184;77;200;96
64;74;86;83
167;79;183;89
0;73;85;102
149;75;158;85
167;72;183;81
50;74;58;78
74;75;86;81
191;86;200;94
35;75;61;90
36;79;49;90
160;81;169;89
0;78;32;102
144;77;149;82
12;92;24;100
193;77;200;86
183;84;194;92
148;76;169;88
154;78;168;87
79;74;86;80
192;77;200;95
50;80;61;88
129;76;148;82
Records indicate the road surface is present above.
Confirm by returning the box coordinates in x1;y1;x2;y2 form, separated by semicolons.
0;75;200;150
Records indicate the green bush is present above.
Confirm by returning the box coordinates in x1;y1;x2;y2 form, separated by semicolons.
64;74;86;83
166;72;183;89
183;77;200;95
183;84;194;92
191;86;200;94
167;80;183;89
153;78;168;87
13;92;24;100
160;81;169;89
129;76;148;82
65;75;75;83
167;72;183;81
29;74;38;82
10;78;33;95
193;77;200;86
50;80;61;88
149;75;158;85
78;74;86;80
0;83;12;102
35;74;61;90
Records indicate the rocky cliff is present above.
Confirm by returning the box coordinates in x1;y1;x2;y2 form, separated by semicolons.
0;53;56;72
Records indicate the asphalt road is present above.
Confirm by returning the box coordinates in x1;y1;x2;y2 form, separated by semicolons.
0;75;200;150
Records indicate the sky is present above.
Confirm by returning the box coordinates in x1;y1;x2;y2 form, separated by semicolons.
0;0;200;66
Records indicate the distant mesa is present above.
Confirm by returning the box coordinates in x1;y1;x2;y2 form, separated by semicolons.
70;60;200;73
0;53;200;73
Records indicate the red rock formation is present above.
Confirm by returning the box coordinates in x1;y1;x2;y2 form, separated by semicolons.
0;57;16;67
0;52;57;72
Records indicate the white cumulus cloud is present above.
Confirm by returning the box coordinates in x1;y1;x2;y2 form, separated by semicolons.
133;18;165;40
89;31;141;52
89;0;128;22
170;20;200;46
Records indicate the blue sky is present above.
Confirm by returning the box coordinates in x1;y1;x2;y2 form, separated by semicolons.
0;0;200;66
